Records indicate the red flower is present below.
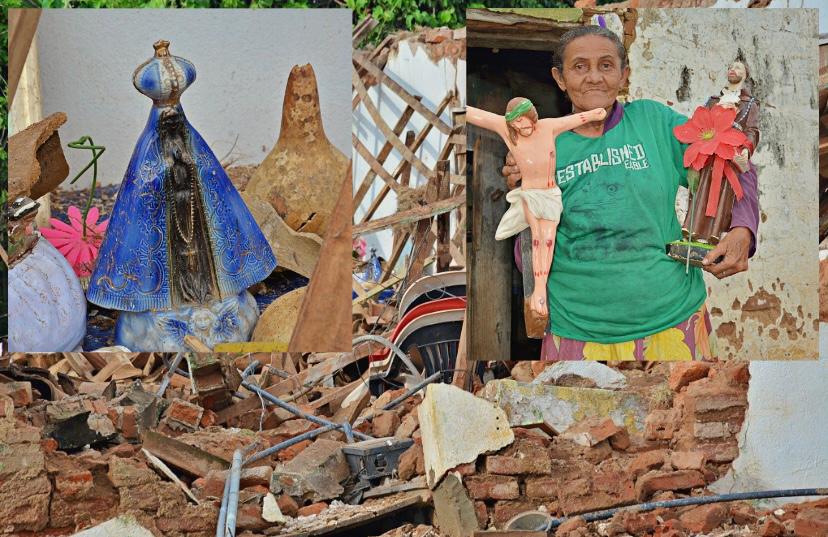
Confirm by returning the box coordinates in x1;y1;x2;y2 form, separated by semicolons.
673;105;748;217
40;206;109;278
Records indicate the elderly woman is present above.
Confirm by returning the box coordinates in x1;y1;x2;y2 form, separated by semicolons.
500;26;759;361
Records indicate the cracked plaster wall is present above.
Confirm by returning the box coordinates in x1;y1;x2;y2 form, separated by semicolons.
711;361;828;504
628;9;818;359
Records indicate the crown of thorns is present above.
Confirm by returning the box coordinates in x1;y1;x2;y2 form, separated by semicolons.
505;99;534;122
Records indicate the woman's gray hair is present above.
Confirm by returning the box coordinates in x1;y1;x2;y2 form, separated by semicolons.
552;26;628;72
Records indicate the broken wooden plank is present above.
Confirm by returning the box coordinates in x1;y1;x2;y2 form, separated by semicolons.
436;160;452;272
353;195;465;235
142;430;229;478
142;448;201;505
353;53;453;136
451;311;470;391
353;69;435;181
353;101;418;210
8;9;41;106
352;134;404;194
288;165;352;353
216;351;362;424
359;93;454;224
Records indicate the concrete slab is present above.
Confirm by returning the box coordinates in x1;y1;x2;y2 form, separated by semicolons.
480;380;648;434
419;384;514;489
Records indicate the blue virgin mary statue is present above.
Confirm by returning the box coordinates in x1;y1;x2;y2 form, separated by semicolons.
87;40;277;351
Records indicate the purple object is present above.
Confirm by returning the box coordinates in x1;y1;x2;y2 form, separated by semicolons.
597;15;607;28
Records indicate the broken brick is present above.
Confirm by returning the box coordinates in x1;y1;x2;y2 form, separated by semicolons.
525;476;559;499
563;417;624;447
556;516;587;535
277;439;312;462
679;503;728;533
760;516;784;537
297;502;328;517
486;439;553;475
398;444;424;481
492;500;539;527
794;508;828;537
645;409;680;441
372;410;401;438
668;362;711;391
0;381;33;407
464;474;520;500
278;494;299;518
163;399;204;431
474;501;488;529
670;451;706;471
635;470;705;501
629;450;668;480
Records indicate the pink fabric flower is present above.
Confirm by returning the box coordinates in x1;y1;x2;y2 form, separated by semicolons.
40;206;109;277
353;237;367;260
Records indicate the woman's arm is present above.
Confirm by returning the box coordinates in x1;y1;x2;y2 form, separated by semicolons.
541;108;607;134
466;106;509;140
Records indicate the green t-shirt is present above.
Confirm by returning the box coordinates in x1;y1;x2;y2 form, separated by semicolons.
548;99;706;343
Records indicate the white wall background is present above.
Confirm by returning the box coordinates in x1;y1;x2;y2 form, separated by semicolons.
712;361;828;504
628;9;819;360
32;9;352;189
353;38;466;262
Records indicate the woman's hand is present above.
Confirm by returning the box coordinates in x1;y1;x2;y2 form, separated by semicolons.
702;226;752;279
501;151;521;190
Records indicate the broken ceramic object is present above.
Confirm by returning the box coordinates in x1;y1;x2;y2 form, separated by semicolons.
8;197;86;352
8;112;70;200
85;40;276;351
246;64;349;235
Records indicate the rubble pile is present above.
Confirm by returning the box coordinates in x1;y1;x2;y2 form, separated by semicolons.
0;352;430;536
454;361;750;530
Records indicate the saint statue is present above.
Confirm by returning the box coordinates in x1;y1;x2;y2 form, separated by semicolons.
668;60;760;265
87;40;277;351
466;98;606;322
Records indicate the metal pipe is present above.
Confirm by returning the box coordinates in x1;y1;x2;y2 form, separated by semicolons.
240;380;373;441
353;334;424;382
354;371;442;427
215;471;231;537
382;371;442;411
223;450;244;537
245;423;339;465
157;352;186;398
541;488;828;532
241;360;261;379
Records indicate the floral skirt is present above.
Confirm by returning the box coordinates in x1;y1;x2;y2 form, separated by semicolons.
540;303;715;361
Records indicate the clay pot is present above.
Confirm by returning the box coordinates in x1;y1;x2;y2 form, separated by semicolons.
246;64;348;235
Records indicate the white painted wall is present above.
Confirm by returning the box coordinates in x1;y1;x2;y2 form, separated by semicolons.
32;9;352;189
712;361;828;505
628;9;819;359
353;38;466;262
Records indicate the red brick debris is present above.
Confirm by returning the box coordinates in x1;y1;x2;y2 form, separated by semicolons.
1;353;824;537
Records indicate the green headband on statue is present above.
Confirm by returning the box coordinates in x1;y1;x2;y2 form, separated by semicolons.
505;99;534;122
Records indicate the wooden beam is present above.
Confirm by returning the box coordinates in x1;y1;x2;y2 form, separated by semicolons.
216;351;362;424
353;101;418;210
436;161;452;272
8;9;41;106
353;53;453;136
353;69;435;181
352;134;404;194
353;194;465;235
288;165;353;353
451;310;470;390
359;93;453;224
